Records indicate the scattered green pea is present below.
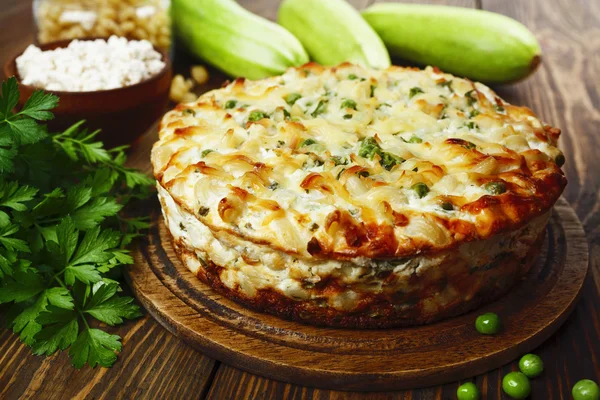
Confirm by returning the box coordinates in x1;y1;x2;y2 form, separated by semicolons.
463;141;477;149
437;80;453;91
182;108;196;116
331;156;348;166
224;100;237;109
285;93;302;106
300;138;317;147
484;181;507;195
341;99;357;110
457;382;480;400
465;89;478;106
248;110;268;122
572;380;600;400
502;372;531;399
311;100;328;117
198;206;209;216
475;312;500;335
441;202;454;211
358;137;380;159
555;153;565;167
409;87;424;98
380;152;404;171
518;354;544;378
411;182;429;198
370;84;377;97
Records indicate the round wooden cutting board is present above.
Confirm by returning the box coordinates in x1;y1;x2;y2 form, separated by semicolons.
126;197;588;391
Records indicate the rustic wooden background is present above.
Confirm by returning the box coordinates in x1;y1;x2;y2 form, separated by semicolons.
1;0;599;399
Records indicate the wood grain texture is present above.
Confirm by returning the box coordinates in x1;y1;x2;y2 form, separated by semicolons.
127;198;587;391
0;315;218;400
0;0;599;398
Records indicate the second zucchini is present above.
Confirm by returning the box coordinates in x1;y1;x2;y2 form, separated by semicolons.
362;3;542;84
278;0;391;69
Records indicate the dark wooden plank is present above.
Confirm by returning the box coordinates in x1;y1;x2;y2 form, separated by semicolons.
0;315;218;400
207;365;449;399
207;365;474;399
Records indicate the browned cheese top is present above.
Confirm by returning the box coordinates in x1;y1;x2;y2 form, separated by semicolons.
152;63;566;261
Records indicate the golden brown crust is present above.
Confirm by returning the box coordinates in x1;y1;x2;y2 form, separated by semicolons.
170;230;544;328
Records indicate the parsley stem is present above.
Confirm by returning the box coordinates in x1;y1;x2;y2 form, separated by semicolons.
49;269;66;284
54;275;91;330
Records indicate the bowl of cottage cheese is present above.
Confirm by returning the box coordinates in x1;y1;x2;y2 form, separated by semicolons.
4;36;172;147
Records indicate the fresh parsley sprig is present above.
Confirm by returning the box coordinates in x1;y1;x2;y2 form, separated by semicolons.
0;77;152;368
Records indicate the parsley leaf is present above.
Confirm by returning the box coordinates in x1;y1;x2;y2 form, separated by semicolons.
0;269;45;303
9;294;49;345
6;118;48;145
0;78;149;368
65;264;102;286
20;90;58;121
0;181;38;211
70;328;122;369
70;197;123;230
1;79;57;147
72;227;121;265
0;78;19;119
85;284;142;326
0;144;17;174
0;225;30;252
45;287;75;309
33;307;78;356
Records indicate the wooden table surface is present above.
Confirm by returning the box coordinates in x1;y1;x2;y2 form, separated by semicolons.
1;0;599;399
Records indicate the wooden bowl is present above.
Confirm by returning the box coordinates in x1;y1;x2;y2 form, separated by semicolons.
3;38;172;148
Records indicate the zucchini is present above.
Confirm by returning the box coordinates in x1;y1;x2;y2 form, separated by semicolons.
362;3;541;84
278;0;390;69
172;0;309;79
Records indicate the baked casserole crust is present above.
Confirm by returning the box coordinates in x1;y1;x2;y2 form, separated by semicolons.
151;63;566;327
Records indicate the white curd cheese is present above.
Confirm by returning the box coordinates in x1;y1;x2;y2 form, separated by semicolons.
16;36;166;92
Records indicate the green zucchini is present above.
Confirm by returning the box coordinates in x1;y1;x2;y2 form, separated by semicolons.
362;3;541;84
278;0;391;69
172;0;309;80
